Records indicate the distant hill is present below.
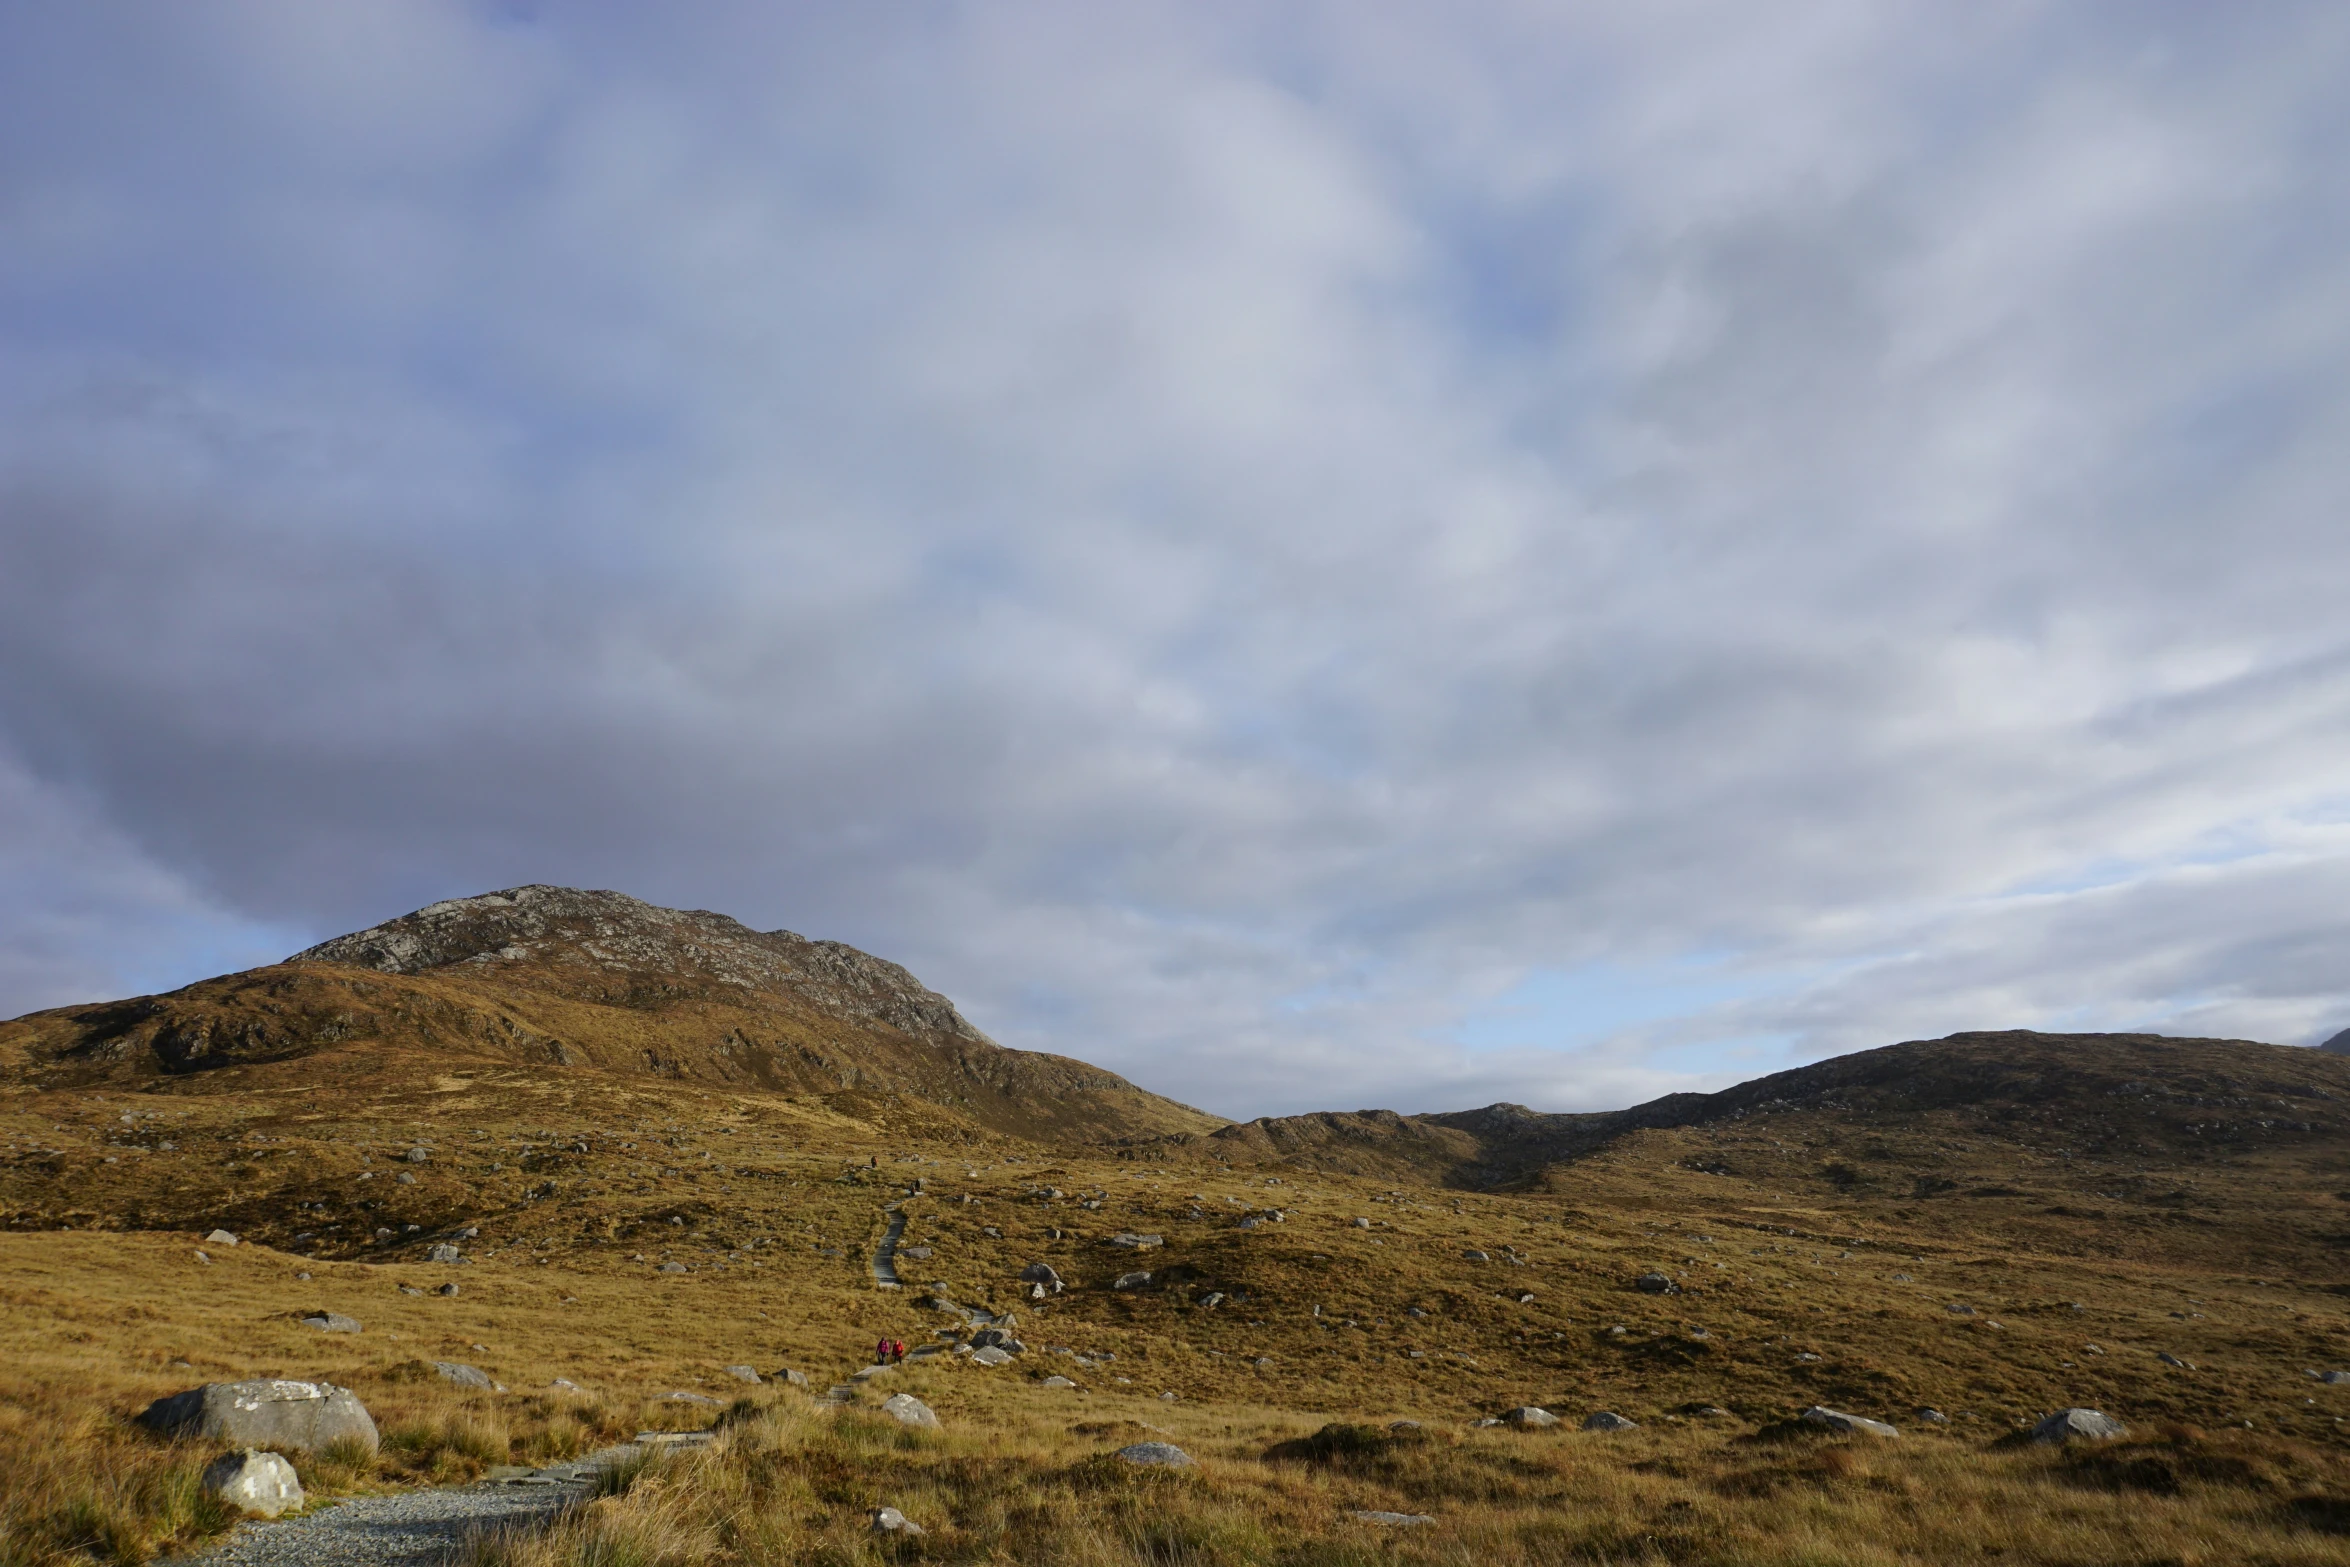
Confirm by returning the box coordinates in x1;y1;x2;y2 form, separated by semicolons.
1200;1030;2350;1187
0;885;1222;1145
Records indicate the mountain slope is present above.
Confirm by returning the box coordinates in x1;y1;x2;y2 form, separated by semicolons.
0;885;1222;1144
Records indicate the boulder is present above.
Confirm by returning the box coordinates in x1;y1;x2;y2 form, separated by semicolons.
1114;1271;1152;1291
1114;1441;1193;1467
1019;1262;1062;1286
1802;1407;1898;1438
776;1368;810;1386
205;1229;240;1247
1633;1272;1677;1295
1916;1407;1950;1423
1582;1411;1638;1432
972;1327;1025;1353
438;1284;460;1298
404;1147;430;1163
971;1346;1013;1366
725;1365;762;1384
1042;1375;1077;1388
1503;1407;1558;1428
2312;1370;2350;1385
2032;1408;2128;1444
141;1380;379;1454
299;1313;362;1334
881;1393;939;1430
871;1506;925;1536
202;1450;303;1517
659;1262;688;1274
433;1362;492;1389
427;1243;462;1264
1353;1218;1372;1229
1461;1250;1490;1262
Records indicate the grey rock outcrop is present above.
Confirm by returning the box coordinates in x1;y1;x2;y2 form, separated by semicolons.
433;1362;491;1389
428;1243;462;1263
141;1380;379;1454
1503;1407;1559;1429
1115;1441;1193;1466
1802;1406;1898;1438
971;1346;1013;1367
881;1393;940;1429
2032;1408;2128;1444
202;1450;304;1517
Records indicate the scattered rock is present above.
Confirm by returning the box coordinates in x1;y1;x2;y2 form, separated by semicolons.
1916;1407;1950;1423
871;1507;925;1536
1350;1510;1435;1526
205;1229;239;1247
395;1173;417;1185
433;1362;492;1389
725;1366;762;1384
2159;1352;2195;1370
971;1346;1013;1367
1802;1406;1898;1438
1353;1218;1372;1229
1462;1250;1490;1262
202;1449;303;1517
1633;1272;1677;1295
657;1392;724;1406
1108;1233;1164;1249
1159;1391;1179;1402
438;1283;460;1297
898;1246;932;1261
776;1369;809;1386
427;1243;462;1264
1892;1274;1913;1283
1042;1375;1077;1388
399;1286;424;1297
1582;1411;1638;1432
1945;1303;1975;1316
1114;1271;1153;1291
881;1393;940;1430
141;1380;379;1454
1503;1407;1559;1428
2310;1370;2350;1385
1115;1441;1193;1466
550;1379;581;1390
1388;1419;1421;1431
404;1147;430;1163
972;1327;1025;1353
659;1261;688;1274
300;1313;362;1334
293;1272;310;1282
2032;1408;2128;1444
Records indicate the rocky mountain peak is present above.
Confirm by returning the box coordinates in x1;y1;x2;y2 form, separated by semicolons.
292;885;989;1044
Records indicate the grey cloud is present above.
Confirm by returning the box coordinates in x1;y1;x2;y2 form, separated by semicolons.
5;2;2350;1117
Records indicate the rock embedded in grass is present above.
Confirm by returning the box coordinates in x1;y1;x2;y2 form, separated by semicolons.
1581;1411;1638;1431
205;1229;239;1246
725;1365;762;1383
434;1361;492;1388
1351;1510;1435;1526
202;1448;303;1517
301;1312;362;1333
1115;1440;1193;1466
1107;1233;1163;1249
428;1242;462;1263
141;1379;380;1454
1043;1375;1077;1388
1634;1272;1677;1294
871;1506;925;1536
1802;1406;1898;1438
2033;1408;2128;1444
881;1393;939;1429
1114;1271;1152;1290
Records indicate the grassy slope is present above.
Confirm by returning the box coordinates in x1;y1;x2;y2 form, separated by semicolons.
7;1034;2350;1562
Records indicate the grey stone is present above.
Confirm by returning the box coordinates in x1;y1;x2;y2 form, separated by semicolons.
1351;1510;1435;1526
1353;1218;1372;1229
1945;1303;1975;1316
777;1368;809;1386
438;1283;460;1297
428;1243;462;1264
205;1229;240;1247
1115;1441;1193;1467
1114;1271;1152;1290
141;1380;380;1454
659;1261;688;1274
1581;1411;1638;1431
399;1286;425;1297
971;1346;1013;1366
871;1506;925;1536
301;1313;362;1333
656;1391;724;1406
434;1362;492;1389
2032;1408;2128;1444
2158;1352;2195;1369
1802;1406;1898;1438
2311;1370;2350;1385
1042;1375;1077;1388
972;1327;1025;1353
404;1147;430;1163
396;1172;417;1185
1633;1272;1677;1294
202;1449;303;1517
881;1393;939;1429
725;1365;762;1384
1019;1262;1061;1286
1916;1407;1950;1423
1108;1233;1164;1249
1461;1250;1490;1262
1503;1406;1558;1428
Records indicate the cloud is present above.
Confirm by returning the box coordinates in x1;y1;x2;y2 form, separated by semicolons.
4;1;2350;1118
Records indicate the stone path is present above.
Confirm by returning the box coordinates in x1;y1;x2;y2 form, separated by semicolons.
190;1437;711;1567
871;1200;907;1289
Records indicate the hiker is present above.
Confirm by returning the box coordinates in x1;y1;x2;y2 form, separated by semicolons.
891;1339;907;1363
875;1336;891;1365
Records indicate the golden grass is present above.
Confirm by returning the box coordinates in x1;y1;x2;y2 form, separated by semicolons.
458;1385;2350;1567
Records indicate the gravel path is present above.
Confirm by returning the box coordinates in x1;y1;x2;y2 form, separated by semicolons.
191;1446;654;1567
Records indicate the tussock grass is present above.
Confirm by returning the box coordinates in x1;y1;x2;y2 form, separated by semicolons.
456;1392;2350;1566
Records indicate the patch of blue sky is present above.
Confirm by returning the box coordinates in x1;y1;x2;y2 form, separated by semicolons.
1443;955;1790;1058
107;912;307;1001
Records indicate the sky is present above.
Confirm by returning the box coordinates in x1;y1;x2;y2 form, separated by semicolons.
5;2;2350;1122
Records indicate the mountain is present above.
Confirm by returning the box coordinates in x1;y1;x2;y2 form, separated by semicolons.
2319;1025;2350;1054
1204;1029;2350;1187
0;885;1222;1144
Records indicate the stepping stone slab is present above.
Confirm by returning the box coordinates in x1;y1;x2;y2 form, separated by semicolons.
1803;1406;1898;1438
141;1380;379;1454
1115;1441;1193;1467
